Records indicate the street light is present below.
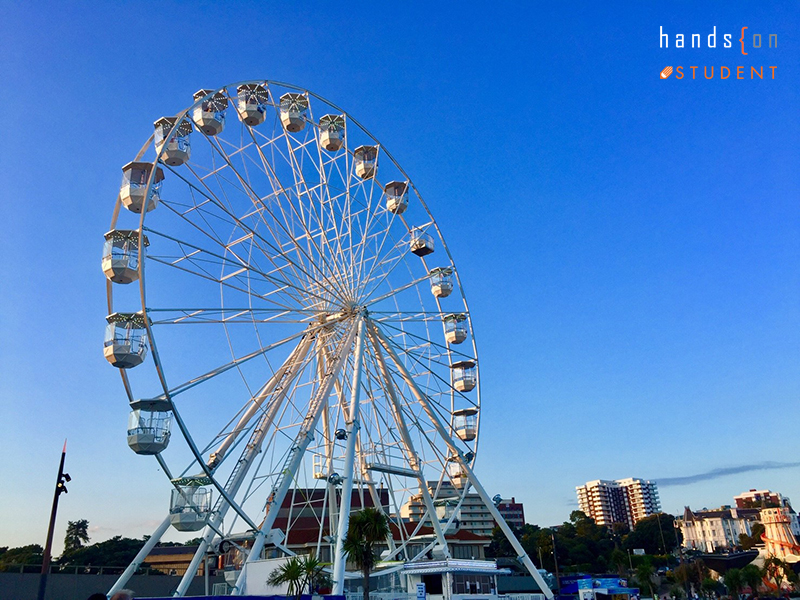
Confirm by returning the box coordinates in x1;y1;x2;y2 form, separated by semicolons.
37;440;70;600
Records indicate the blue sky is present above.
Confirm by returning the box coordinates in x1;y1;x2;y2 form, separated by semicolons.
1;1;798;554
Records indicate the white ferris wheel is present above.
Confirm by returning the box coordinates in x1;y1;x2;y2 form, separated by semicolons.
102;80;549;597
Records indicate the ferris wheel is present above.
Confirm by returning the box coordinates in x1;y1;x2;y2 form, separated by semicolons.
102;80;549;597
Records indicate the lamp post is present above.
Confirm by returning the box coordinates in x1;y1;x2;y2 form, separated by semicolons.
37;440;70;600
551;530;561;594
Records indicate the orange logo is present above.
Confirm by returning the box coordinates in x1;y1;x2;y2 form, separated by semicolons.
660;66;674;79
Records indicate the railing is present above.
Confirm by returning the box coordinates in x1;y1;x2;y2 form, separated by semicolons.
499;594;546;600
0;563;211;577
346;593;416;600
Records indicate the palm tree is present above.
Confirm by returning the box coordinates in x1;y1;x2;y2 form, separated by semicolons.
268;556;305;600
300;555;329;594
268;554;329;600
723;568;743;600
636;562;656;598
741;564;762;595
63;519;90;554
342;507;390;600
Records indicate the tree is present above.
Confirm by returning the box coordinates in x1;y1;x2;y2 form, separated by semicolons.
267;555;328;600
486;525;516;558
0;545;43;571
610;548;628;576
738;523;765;550
624;514;678;555
57;536;143;567
762;556;788;591
268;556;305;600
342;507;389;600
636;561;656;598
723;568;743;600
63;519;90;554
669;584;686;599
740;564;762;594
700;577;718;599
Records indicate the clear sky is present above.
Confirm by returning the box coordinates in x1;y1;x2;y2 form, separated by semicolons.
1;1;798;555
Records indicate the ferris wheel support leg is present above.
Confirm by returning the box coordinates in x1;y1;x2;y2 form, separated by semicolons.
332;319;367;594
108;515;171;597
174;335;316;597
320;339;340;543
368;329;450;559
209;333;315;469
231;321;360;596
373;326;554;600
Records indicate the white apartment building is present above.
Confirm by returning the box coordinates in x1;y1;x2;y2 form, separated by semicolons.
576;478;661;529
401;482;497;537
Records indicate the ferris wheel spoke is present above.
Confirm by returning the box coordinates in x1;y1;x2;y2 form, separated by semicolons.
364;270;433;308
204;124;352;304
352;202;416;302
364;331;451;560
161;166;326;302
158;322;334;400
144;220;334;309
147;307;324;326
373;321;478;421
357;222;437;305
273;126;353;301
240;134;349;297
308;121;355;298
379;319;474;365
145;253;324;316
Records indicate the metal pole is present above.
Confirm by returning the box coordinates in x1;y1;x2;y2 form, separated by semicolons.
232;321;359;596
37;440;69;600
108;516;172;597
174;334;314;597
551;530;560;594
368;332;450;557
372;325;553;599
205;555;210;596
332;318;366;594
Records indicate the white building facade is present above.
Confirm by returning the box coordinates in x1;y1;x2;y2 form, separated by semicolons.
678;506;759;552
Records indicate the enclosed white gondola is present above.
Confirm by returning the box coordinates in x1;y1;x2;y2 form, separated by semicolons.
169;486;212;531
450;360;477;393
154;117;193;166
279;92;309;132
452;408;478;442
236;83;268;126
104;312;149;369
127;398;172;455
192;89;228;136
102;230;149;284
447;456;469;490
353;145;377;179
385;181;408;214
119;161;164;214
429;267;454;298
443;313;468;344
319;114;345;151
410;229;435;257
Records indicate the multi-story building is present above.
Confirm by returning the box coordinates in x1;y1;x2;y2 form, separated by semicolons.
734;489;784;509
677;506;760;552
677;490;800;555
402;483;525;537
496;497;525;530
576;478;661;529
